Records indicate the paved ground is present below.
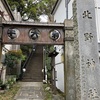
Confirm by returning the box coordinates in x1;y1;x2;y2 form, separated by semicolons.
14;82;44;100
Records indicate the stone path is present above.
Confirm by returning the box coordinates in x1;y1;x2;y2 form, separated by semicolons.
14;82;44;100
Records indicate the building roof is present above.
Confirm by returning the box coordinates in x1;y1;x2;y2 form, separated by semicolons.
51;0;62;15
1;0;15;20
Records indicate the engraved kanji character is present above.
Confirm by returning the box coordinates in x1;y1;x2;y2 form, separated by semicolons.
83;10;92;19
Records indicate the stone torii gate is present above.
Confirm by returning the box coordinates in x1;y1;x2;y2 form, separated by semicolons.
0;0;100;100
0;18;74;98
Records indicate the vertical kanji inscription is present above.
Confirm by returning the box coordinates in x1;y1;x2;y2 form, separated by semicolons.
83;10;92;19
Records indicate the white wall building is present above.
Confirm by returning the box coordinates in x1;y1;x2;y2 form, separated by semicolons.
0;0;23;83
51;0;66;23
0;0;21;53
51;0;66;92
0;0;15;21
95;0;100;42
0;0;15;60
54;45;64;92
51;0;100;93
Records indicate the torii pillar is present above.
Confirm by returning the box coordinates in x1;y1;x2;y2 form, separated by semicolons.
64;19;75;100
0;17;4;83
0;17;2;64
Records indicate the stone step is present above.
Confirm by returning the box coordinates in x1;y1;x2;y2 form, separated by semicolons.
22;46;43;82
14;82;44;100
22;77;43;79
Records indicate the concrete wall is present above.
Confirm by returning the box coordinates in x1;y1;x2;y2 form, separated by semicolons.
95;0;100;42
68;0;74;19
55;45;64;92
53;0;65;92
13;8;22;21
55;63;64;92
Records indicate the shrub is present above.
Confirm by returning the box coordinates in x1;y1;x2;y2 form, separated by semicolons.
4;50;25;68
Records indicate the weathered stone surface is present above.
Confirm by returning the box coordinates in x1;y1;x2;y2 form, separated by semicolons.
73;0;100;100
14;82;44;100
52;94;65;100
0;17;4;83
64;20;75;100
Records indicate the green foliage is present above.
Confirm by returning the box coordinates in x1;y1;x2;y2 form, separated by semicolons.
46;57;52;80
0;83;20;100
7;0;25;12
7;0;56;21
6;76;16;88
0;80;3;86
43;84;52;100
45;45;55;81
20;45;32;56
4;50;25;68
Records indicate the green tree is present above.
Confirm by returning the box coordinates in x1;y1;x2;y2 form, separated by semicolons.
4;50;25;68
7;0;56;21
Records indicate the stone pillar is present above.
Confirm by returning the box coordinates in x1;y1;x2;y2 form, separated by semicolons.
0;17;3;74
0;17;4;82
64;19;75;100
73;0;100;100
1;66;6;84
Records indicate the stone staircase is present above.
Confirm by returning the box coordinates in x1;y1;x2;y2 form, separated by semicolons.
22;46;43;82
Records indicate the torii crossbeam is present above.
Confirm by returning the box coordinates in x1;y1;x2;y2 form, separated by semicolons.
2;21;65;45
